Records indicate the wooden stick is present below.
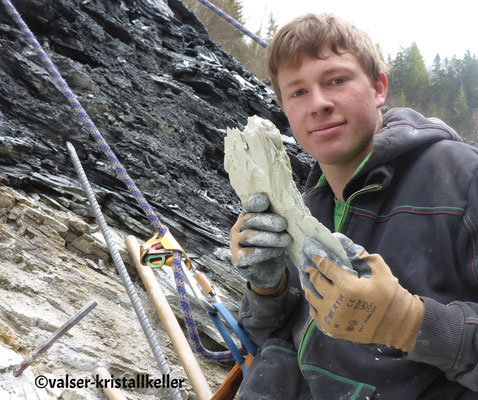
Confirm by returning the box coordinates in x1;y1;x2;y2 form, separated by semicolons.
92;367;127;400
125;236;213;400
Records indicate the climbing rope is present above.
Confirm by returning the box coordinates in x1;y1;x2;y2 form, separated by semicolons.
195;0;269;48
1;0;246;363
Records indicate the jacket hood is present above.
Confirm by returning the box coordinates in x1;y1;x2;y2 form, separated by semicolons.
370;107;462;169
304;107;463;194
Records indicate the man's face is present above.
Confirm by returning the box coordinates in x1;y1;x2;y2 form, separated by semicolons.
278;50;387;169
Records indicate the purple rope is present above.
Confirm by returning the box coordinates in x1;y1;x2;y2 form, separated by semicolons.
195;0;269;48
2;0;235;362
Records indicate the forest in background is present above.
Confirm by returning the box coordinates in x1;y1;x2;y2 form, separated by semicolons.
184;0;478;140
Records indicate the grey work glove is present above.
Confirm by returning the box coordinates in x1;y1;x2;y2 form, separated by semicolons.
231;194;292;291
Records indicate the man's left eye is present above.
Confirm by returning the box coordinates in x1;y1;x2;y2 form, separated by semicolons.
332;78;345;85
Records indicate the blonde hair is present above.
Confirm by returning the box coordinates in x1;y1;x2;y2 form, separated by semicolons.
267;13;389;105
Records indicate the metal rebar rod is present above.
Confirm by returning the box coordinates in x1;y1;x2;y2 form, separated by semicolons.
66;142;182;400
13;300;97;377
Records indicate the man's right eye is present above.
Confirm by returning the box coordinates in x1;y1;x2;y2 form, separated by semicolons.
292;89;305;97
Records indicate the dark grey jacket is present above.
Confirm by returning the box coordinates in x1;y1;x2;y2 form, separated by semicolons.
237;108;478;399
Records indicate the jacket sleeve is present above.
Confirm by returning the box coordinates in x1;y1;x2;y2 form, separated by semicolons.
407;168;478;391
407;298;478;391
238;268;303;347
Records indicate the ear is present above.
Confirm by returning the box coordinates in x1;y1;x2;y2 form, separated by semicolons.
373;72;388;108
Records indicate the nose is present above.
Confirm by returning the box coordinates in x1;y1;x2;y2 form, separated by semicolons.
308;87;334;115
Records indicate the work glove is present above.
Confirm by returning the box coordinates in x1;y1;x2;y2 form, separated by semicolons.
231;194;292;293
299;233;424;352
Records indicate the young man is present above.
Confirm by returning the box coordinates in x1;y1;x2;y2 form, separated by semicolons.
230;13;478;399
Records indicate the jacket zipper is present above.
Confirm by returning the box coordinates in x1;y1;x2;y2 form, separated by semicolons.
297;317;315;372
297;184;383;369
336;184;383;232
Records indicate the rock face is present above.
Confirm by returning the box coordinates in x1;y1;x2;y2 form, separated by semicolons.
0;0;312;399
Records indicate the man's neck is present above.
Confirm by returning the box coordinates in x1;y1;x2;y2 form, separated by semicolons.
319;151;372;201
319;115;383;201
320;163;356;202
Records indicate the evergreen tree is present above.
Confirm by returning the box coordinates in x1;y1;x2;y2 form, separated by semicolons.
429;54;447;117
453;84;472;136
389;43;429;111
265;13;279;42
404;43;429;106
183;0;248;60
375;44;386;63
430;54;445;84
400;90;407;107
462;50;478;109
243;12;278;79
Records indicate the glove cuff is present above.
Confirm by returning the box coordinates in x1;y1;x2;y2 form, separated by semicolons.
375;285;424;352
251;271;287;296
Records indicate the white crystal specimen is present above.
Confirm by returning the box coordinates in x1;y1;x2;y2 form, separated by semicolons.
224;116;351;270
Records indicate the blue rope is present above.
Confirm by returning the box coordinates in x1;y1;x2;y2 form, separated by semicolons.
209;310;247;375
1;0;243;363
195;0;269;48
210;303;257;356
208;302;257;374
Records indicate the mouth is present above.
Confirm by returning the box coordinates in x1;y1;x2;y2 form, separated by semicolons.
309;121;346;136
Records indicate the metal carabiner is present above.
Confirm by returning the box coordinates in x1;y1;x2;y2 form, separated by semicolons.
178;258;217;313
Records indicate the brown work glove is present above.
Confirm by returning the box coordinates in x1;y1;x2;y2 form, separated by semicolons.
231;194;292;293
299;233;424;352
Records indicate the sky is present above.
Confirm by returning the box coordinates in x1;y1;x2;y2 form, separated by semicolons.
239;0;477;67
